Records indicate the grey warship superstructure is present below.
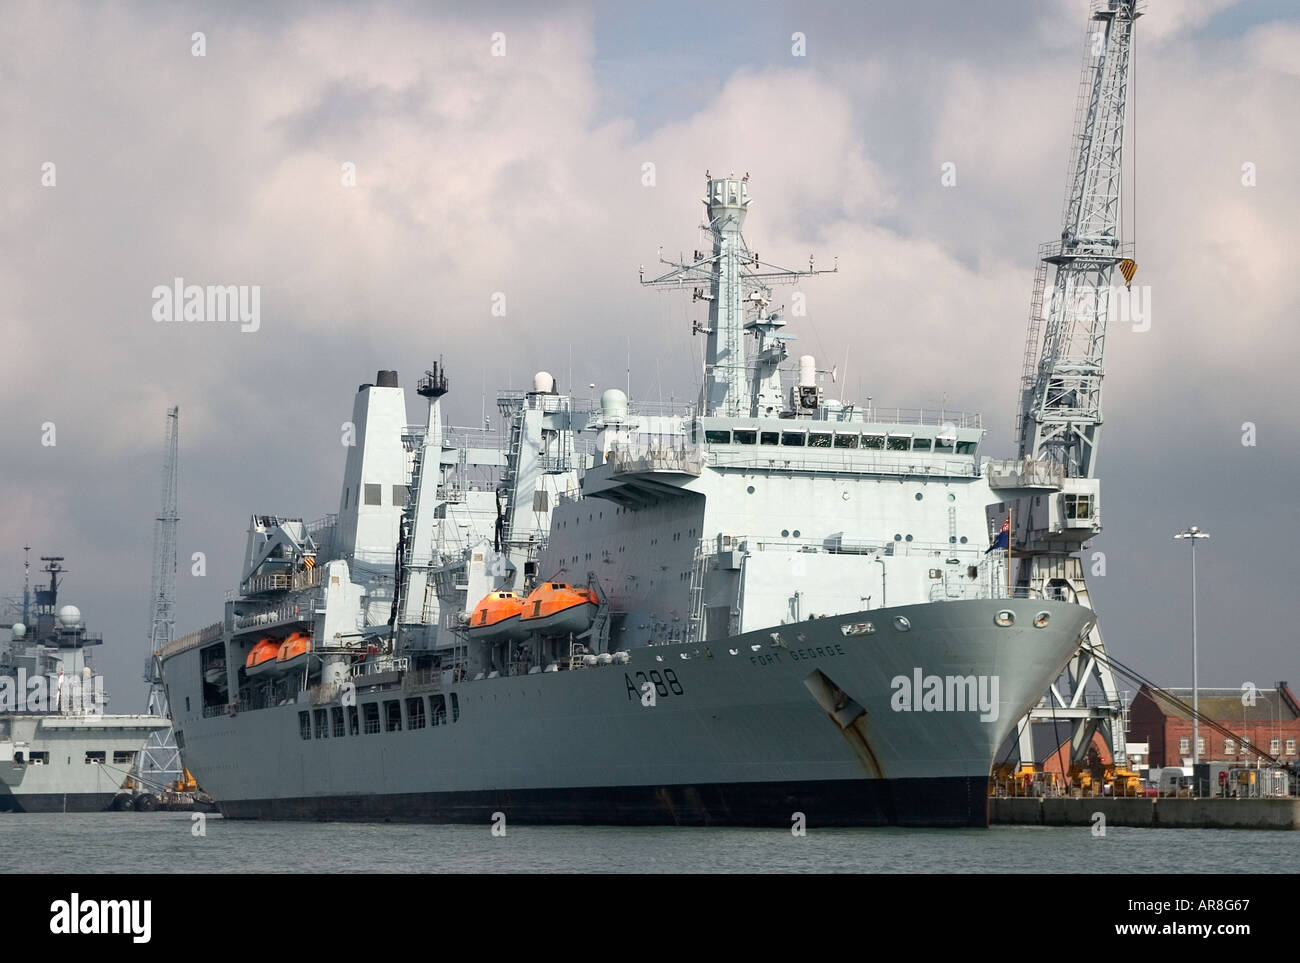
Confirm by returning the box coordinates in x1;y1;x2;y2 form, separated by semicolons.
1;554;169;813
160;0;1140;827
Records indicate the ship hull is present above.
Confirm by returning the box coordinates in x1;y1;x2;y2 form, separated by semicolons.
0;712;170;813
0;790;119;814
163;597;1094;828
219;775;987;826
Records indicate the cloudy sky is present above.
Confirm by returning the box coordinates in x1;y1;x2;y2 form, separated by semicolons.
2;0;1297;710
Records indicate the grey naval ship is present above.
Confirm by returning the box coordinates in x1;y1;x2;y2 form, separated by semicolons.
161;0;1140;827
1;554;169;812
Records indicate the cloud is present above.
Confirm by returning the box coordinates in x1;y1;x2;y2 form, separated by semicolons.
1;0;1295;698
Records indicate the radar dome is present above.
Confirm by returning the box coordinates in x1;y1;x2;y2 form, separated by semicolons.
10;622;25;639
532;371;556;394
600;388;628;423
56;604;82;628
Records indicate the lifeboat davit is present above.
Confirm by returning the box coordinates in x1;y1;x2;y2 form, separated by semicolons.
276;631;314;674
245;637;281;678
466;591;527;643
519;582;598;636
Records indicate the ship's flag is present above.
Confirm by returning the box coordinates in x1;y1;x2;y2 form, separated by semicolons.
986;518;1010;554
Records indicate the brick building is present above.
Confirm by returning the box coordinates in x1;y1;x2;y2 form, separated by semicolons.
1128;681;1300;767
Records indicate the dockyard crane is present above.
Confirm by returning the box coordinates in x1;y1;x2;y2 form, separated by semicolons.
138;406;183;785
1001;0;1141;771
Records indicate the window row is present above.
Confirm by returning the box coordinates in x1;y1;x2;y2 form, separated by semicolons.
703;428;976;455
341;483;409;510
11;749;136;766
1178;736;1296;756
299;693;460;741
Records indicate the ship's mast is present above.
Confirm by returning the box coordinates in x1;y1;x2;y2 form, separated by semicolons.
641;172;835;418
1018;0;1139;476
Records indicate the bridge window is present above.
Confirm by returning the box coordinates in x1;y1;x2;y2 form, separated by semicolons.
347;705;359;735
393;484;409;507
384;700;402;732
957;441;977;455
1225;738;1236;755
760;431;779;445
808;433;831;448
29;751;49;765
332;707;345;737
887;436;910;451
862;434;884;449
834;434;859;449
363;703;381;734
704;430;731;444
406;697;426;730
298;712;311;741
733;430;757;444
1064;493;1093;519
780;432;805;446
113;751;136;765
430;694;447;726
313;708;329;739
451;693;460;722
912;437;932;451
364;483;382;506
934;437;955;453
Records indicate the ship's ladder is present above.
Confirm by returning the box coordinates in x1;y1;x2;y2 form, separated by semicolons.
686;540;708;643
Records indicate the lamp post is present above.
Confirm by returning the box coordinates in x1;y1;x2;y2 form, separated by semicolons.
1174;525;1210;767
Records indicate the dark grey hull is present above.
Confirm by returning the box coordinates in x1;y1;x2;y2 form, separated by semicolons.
219;775;987;827
0;791;116;814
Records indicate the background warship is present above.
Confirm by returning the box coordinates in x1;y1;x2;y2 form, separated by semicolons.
1;552;169;813
159;0;1141;827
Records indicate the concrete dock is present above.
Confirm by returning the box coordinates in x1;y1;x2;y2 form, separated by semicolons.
990;796;1300;830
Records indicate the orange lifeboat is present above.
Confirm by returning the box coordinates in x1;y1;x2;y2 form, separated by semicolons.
245;637;281;678
519;582;598;636
466;591;527;643
276;631;314;674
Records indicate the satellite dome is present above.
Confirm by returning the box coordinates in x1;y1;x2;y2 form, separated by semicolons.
531;371;556;394
10;622;25;639
57;604;82;628
600;388;628;423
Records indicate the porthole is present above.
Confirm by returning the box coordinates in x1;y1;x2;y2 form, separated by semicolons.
905;534;913;542
995;610;1016;627
1033;611;1051;628
842;491;850;501
959;536;967;544
781;529;790;537
747;485;755;494
914;492;923;501
892;616;911;632
792;530;801;537
947;493;956;503
894;534;902;542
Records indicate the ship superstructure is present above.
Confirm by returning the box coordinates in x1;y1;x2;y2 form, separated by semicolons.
159;0;1141;827
0;552;169;812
